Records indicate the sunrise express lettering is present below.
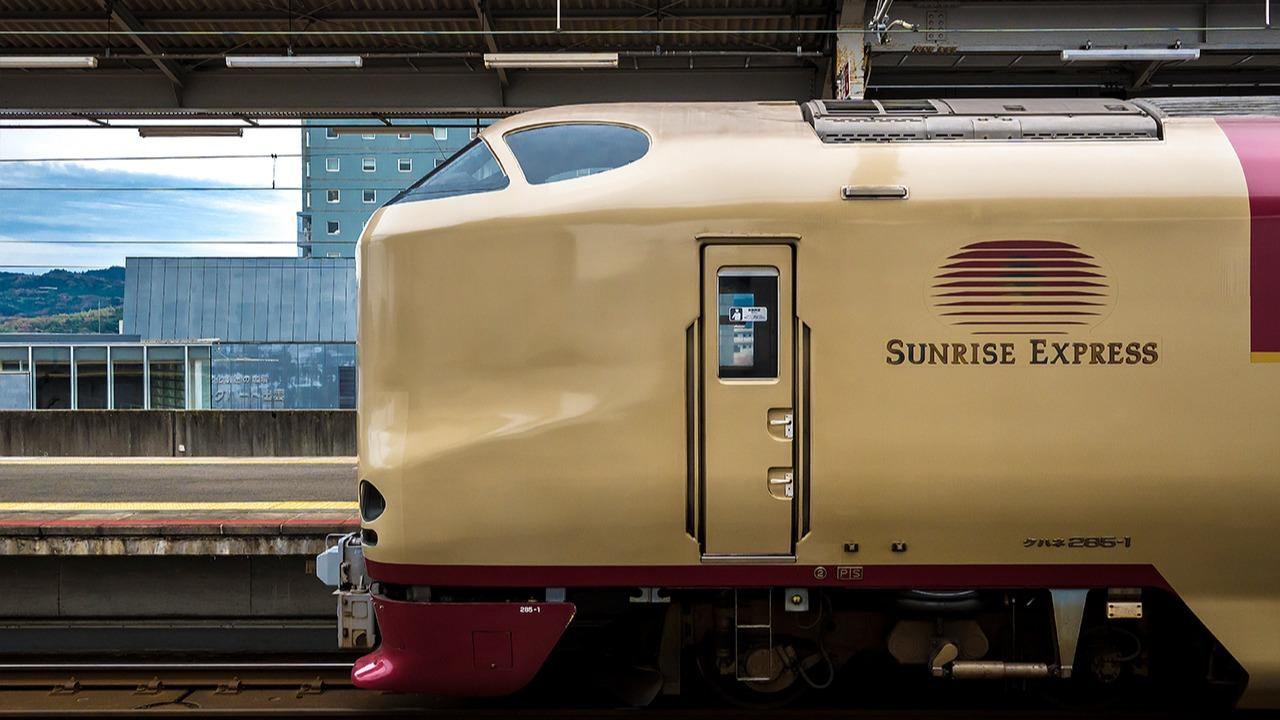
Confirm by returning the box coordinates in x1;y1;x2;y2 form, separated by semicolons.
885;339;1160;366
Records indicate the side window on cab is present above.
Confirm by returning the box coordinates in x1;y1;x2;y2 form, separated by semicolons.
504;124;649;185
390;139;509;205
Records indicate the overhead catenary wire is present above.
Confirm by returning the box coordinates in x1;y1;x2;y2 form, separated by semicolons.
0;148;469;163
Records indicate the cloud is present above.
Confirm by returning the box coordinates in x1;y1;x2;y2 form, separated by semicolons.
0;161;297;271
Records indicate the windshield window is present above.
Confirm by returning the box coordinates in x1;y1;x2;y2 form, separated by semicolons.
504;124;649;185
390;139;509;205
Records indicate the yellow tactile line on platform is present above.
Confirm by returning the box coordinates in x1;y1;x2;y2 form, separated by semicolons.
0;457;357;465
0;501;358;512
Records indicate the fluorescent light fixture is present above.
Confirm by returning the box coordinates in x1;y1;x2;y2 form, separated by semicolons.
138;126;245;138
225;55;363;69
1061;48;1201;63
0;55;98;69
334;126;433;136
483;52;619;69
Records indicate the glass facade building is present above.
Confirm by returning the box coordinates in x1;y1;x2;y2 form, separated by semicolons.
0;336;213;410
296;119;485;258
122;257;356;410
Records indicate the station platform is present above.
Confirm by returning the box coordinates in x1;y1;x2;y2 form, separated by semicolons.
0;457;360;657
0;456;358;555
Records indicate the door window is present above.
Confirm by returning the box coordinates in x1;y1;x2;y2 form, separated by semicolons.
716;268;779;380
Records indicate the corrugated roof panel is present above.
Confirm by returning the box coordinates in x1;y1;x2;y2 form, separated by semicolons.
123;257;355;343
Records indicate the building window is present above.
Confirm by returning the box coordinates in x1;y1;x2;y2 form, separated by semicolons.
305;161;310;178
327;189;340;203
305;192;311;208
363;190;376;204
111;346;145;409
339;365;358;409
434;158;444;168
398;158;412;172
362;157;376;172
148;346;186;410
327;220;340;235
470;127;479;140
32;347;71;409
304;132;310;147
362;132;375;140
326;157;339;172
0;347;29;373
398;132;412;140
433;127;448;141
325;127;338;140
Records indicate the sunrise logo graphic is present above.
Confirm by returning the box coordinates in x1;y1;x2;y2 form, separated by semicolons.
929;240;1116;336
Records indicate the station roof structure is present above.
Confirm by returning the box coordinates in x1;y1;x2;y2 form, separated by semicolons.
1;0;1278;119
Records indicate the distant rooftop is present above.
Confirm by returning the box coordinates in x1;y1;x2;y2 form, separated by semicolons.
124;258;355;344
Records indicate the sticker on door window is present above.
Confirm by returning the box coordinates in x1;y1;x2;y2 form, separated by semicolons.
728;306;768;323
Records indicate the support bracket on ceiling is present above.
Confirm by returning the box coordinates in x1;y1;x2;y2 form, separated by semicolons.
101;0;186;96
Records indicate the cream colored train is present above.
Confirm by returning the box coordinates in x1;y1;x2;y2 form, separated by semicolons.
337;97;1280;709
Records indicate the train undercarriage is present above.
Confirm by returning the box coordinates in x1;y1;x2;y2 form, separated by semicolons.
319;542;1245;710
448;586;1243;710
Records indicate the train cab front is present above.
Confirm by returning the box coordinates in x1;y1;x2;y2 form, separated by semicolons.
331;113;657;697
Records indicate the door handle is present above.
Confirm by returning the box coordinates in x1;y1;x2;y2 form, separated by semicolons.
767;468;794;499
767;411;793;440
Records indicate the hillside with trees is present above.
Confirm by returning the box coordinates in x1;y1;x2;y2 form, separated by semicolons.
0;267;125;334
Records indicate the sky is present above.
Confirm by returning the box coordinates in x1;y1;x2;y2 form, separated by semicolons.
0;125;304;272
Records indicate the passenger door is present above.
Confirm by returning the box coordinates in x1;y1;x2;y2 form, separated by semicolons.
701;244;796;558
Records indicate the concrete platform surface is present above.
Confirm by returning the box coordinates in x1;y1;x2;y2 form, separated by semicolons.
0;457;358;555
0;457;356;503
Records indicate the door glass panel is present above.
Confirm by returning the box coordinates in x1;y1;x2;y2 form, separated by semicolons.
717;268;779;380
112;347;145;409
75;346;108;409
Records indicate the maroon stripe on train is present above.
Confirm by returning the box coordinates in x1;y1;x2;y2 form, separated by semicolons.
935;291;1107;297
955;321;1088;325
1219;119;1280;355
937;301;1105;306
941;311;1099;316
943;261;1101;269
951;251;1095;260
961;240;1080;250
365;560;1171;591
936;271;1105;279
935;281;1107;288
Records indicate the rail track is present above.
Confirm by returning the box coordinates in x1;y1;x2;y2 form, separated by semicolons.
0;661;1264;717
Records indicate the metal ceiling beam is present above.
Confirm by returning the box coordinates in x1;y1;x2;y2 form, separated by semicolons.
0;9;833;22
0;66;817;115
100;1;185;91
469;0;509;88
